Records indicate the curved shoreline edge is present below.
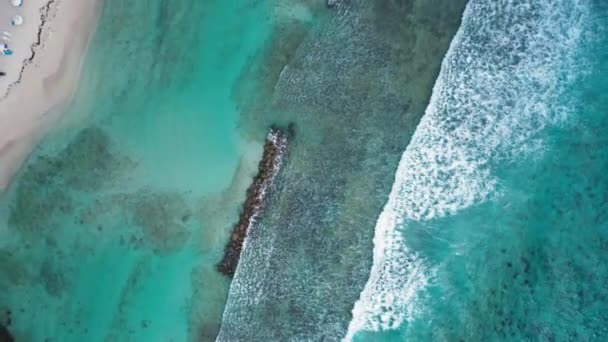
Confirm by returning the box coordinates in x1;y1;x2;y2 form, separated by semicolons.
1;0;55;101
217;124;294;277
0;0;103;194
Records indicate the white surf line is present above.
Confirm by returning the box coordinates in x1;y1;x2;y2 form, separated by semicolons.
343;0;590;340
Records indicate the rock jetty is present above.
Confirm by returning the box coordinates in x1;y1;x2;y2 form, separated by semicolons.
216;124;293;277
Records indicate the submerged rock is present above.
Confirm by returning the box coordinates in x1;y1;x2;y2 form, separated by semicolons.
216;124;293;277
0;324;13;342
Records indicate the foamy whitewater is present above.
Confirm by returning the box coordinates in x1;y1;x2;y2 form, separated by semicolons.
345;0;591;339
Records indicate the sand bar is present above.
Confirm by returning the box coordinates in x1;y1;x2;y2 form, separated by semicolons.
0;0;103;193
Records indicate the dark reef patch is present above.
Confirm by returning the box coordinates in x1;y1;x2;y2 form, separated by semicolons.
0;251;32;288
58;127;133;191
39;259;68;298
8;126;134;233
6;124;195;257
131;190;193;255
0;324;13;342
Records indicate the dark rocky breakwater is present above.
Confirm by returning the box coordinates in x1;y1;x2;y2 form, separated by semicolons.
216;124;293;277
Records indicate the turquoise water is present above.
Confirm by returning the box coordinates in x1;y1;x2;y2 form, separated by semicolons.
0;0;278;340
349;0;608;340
218;0;466;340
2;0;606;341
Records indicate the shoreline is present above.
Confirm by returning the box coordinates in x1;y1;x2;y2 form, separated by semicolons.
1;0;56;100
216;124;293;277
0;0;104;194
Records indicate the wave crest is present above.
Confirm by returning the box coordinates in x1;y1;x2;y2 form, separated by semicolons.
345;0;590;340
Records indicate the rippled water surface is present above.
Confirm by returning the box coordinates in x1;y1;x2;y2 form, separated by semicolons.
1;0;606;341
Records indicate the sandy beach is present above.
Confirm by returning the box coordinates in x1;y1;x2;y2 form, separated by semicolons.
0;0;102;192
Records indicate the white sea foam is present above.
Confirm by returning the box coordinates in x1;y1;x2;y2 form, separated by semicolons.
344;0;590;340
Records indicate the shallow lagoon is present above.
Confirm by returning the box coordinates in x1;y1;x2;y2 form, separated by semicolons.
0;0;283;340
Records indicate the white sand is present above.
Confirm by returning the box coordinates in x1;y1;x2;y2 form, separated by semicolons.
0;0;103;193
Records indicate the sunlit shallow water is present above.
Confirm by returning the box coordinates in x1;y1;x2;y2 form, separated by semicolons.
0;0;279;340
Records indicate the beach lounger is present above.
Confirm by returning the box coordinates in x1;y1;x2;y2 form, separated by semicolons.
1;32;11;43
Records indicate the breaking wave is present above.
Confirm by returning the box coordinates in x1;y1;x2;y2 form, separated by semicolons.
345;0;591;340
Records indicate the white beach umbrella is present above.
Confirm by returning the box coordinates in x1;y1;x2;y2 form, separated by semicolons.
10;0;23;7
11;15;23;26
